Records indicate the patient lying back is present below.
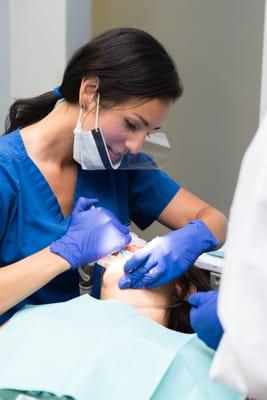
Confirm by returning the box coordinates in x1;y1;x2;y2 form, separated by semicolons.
98;234;211;331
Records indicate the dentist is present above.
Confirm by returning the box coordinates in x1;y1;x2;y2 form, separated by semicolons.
0;27;226;324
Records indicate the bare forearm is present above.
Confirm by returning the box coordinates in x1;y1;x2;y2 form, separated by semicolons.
196;206;227;246
0;247;70;315
158;189;227;246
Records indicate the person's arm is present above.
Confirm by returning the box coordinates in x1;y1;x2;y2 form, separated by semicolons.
0;248;69;315
119;188;227;289
157;188;227;245
0;197;131;317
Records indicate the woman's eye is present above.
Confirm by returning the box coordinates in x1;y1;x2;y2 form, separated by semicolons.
125;119;137;131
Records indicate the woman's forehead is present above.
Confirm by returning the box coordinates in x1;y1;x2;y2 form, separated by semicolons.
108;98;170;123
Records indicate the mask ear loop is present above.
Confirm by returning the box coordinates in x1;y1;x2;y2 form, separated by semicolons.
79;93;99;131
76;107;84;131
136;301;185;310
95;93;100;130
79;100;89;130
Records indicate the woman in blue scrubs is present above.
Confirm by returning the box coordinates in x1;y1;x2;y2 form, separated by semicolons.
0;27;227;324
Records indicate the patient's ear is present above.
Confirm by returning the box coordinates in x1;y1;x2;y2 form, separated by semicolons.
174;282;197;300
186;282;197;298
174;282;183;297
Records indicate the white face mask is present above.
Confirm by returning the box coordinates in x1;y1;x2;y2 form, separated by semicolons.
73;94;123;170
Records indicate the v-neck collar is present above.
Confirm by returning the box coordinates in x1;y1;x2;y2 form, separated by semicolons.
16;129;81;222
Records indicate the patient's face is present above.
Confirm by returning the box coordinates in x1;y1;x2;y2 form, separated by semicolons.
99;242;174;326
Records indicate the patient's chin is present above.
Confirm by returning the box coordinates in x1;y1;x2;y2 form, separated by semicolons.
99;237;169;325
101;258;124;286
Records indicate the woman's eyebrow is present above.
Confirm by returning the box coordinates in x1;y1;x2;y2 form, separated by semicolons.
132;113;161;130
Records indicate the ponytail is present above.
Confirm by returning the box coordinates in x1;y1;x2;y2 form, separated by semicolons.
5;27;183;134
5;91;60;134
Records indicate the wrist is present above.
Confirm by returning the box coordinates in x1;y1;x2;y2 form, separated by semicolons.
43;247;71;274
50;240;75;270
189;219;219;252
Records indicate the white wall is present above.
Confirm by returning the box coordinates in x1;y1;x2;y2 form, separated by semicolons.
93;0;265;239
0;0;92;130
10;0;66;98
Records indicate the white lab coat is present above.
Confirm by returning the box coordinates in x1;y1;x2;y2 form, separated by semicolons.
210;113;267;400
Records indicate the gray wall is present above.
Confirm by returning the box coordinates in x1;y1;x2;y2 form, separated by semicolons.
260;1;267;119
66;0;92;60
0;0;10;131
0;0;91;131
10;0;67;98
93;0;265;239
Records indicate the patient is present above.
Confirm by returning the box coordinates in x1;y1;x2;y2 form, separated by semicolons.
0;235;244;400
98;235;210;331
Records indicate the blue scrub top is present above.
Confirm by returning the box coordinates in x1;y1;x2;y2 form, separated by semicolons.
0;129;180;323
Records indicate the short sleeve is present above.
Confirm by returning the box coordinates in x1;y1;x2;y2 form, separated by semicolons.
128;166;180;229
0;159;17;241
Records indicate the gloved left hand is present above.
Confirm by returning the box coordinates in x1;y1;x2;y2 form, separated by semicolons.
188;290;224;350
50;197;131;269
119;219;219;289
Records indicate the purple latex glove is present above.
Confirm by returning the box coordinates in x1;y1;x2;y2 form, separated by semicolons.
119;220;218;289
188;290;223;350
50;197;131;269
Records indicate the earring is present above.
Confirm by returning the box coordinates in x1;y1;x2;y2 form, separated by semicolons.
81;102;88;111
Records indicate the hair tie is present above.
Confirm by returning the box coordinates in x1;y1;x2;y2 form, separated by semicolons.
52;86;63;99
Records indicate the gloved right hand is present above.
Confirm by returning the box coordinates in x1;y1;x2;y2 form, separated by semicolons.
50;197;131;269
119;220;218;289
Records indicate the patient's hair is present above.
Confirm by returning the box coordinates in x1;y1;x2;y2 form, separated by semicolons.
166;266;211;333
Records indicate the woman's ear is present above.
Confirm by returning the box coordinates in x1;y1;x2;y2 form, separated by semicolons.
79;77;100;104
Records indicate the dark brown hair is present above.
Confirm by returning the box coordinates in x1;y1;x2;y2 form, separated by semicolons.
166;266;211;333
5;27;183;134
